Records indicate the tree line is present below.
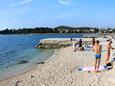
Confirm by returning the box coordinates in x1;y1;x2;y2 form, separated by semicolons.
0;26;115;34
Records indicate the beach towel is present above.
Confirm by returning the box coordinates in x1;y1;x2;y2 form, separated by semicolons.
77;58;115;72
77;65;107;72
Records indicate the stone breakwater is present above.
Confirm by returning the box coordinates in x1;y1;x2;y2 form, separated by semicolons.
36;38;92;49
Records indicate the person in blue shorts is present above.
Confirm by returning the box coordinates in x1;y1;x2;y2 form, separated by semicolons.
93;40;102;72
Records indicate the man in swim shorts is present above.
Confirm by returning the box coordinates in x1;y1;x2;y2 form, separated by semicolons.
93;40;102;72
105;40;115;64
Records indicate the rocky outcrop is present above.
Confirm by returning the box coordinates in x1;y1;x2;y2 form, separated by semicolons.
36;39;72;49
35;38;92;49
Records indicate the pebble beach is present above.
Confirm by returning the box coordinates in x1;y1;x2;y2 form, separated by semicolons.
0;38;115;86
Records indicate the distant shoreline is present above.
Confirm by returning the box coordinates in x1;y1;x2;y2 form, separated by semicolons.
0;32;101;35
0;26;115;34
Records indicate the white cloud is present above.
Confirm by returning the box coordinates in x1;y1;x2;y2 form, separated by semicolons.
57;0;72;5
10;0;32;6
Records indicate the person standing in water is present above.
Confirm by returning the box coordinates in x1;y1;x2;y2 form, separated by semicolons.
105;40;115;64
93;40;102;72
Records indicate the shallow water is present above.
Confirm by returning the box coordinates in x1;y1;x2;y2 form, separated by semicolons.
0;34;82;79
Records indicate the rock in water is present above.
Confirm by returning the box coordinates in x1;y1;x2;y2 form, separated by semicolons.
17;60;29;65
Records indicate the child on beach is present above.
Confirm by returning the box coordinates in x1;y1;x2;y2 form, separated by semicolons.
93;40;102;72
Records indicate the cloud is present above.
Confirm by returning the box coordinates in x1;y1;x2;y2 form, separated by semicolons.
10;0;32;6
57;0;72;5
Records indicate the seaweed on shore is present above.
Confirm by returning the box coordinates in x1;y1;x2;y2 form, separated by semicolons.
17;60;29;65
36;62;44;64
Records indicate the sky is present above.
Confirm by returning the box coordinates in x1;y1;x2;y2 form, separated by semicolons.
0;0;115;30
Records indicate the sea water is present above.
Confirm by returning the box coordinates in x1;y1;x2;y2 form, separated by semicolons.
0;34;82;80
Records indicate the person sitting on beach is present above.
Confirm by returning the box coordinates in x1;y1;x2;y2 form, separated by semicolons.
79;39;82;47
93;40;102;72
105;40;115;64
78;39;84;51
70;38;73;42
92;37;95;47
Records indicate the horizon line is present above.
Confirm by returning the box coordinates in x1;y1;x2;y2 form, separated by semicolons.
0;25;115;30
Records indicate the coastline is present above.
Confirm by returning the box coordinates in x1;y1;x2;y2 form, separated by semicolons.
0;49;57;81
0;38;115;86
0;48;61;84
43;49;59;63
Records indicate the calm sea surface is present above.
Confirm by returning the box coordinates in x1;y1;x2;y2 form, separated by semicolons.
0;34;82;79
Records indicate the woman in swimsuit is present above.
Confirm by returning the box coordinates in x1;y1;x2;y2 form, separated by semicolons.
105;40;115;64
